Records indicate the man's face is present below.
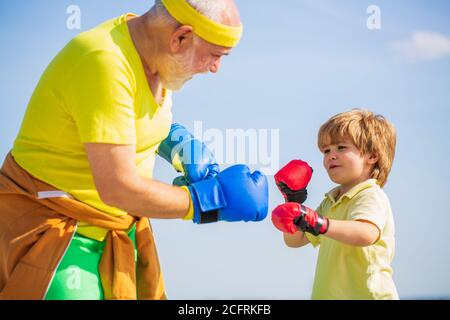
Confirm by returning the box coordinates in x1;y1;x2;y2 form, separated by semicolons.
159;36;231;91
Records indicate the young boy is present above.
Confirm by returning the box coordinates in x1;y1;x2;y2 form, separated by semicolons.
272;109;399;300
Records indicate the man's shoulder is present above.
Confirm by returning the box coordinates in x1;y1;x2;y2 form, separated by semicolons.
69;15;129;58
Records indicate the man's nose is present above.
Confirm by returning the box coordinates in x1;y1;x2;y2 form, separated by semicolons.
209;58;221;74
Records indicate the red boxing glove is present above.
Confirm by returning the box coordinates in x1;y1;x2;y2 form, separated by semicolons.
271;202;329;236
274;160;313;204
272;202;300;234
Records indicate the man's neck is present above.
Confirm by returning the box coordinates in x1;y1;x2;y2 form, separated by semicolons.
127;15;163;101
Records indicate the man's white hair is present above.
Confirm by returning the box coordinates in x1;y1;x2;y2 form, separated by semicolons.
153;0;227;24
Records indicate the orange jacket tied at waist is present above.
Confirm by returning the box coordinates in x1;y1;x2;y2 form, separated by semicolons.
0;153;166;300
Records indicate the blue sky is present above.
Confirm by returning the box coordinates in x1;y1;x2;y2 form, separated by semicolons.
1;1;450;299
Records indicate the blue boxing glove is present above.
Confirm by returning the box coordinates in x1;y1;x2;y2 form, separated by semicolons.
158;123;219;185
187;165;268;224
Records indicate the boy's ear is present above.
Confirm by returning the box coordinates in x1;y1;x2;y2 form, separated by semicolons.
367;152;379;165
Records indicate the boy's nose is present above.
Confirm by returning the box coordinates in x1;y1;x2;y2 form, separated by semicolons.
328;152;337;161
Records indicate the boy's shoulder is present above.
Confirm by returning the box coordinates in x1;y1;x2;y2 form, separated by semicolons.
353;180;389;201
322;179;388;202
349;180;392;215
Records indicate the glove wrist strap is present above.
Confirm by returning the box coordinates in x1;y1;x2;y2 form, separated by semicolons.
294;205;329;236
188;179;227;224
277;182;308;204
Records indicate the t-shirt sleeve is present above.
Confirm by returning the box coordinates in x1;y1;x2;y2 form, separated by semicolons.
66;51;136;144
348;189;388;232
305;202;325;248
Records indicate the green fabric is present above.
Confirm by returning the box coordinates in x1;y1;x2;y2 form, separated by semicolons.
45;224;137;300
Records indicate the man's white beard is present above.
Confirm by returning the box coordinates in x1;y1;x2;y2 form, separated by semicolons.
162;75;192;91
160;50;196;91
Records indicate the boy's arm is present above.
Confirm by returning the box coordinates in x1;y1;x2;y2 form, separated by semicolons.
283;231;310;248
325;219;380;247
273;203;380;247
330;190;388;247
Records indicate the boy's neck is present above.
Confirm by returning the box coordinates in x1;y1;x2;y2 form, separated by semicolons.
337;175;373;200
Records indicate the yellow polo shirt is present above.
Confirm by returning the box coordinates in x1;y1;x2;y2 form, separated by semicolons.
12;14;173;241
306;179;399;300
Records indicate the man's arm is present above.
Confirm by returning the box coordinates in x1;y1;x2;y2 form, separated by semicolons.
85;143;190;219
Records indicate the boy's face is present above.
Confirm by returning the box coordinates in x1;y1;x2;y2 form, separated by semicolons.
321;139;377;189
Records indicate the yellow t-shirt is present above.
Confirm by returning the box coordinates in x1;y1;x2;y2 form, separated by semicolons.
12;13;173;241
305;179;399;300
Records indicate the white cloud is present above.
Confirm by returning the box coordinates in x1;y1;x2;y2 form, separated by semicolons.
392;31;450;62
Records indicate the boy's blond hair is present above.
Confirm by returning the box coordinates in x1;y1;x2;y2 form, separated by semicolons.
318;109;397;188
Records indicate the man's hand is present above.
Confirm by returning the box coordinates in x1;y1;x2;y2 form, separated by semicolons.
272;202;329;236
158;123;219;185
274;160;313;204
186;165;269;224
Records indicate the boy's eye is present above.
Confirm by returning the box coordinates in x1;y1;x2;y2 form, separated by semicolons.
338;146;346;150
323;149;330;154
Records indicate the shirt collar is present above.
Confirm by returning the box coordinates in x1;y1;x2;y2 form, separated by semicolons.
325;179;379;205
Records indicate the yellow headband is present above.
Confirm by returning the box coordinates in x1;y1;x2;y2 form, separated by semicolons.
161;0;243;48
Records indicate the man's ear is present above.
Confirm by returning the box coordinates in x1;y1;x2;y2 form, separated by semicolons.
169;25;194;54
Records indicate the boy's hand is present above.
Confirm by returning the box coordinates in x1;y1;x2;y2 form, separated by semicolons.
274;160;313;204
271;202;299;234
272;202;329;236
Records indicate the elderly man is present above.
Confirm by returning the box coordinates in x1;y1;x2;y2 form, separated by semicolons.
0;0;268;300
